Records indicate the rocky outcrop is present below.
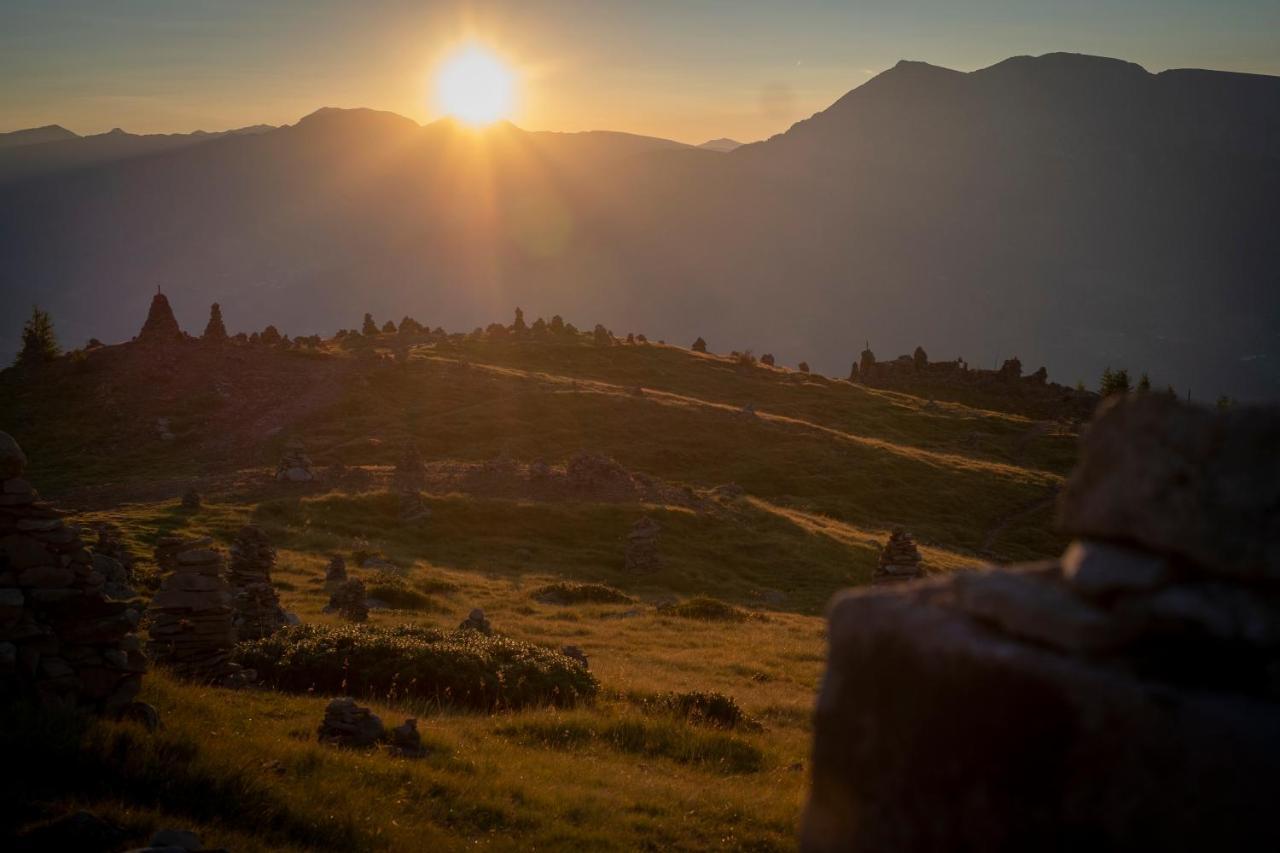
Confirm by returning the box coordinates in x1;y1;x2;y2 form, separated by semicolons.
227;526;287;641
0;432;146;712
624;517;662;572
803;396;1280;852
458;607;492;634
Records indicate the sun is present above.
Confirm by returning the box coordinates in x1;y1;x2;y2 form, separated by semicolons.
434;44;515;126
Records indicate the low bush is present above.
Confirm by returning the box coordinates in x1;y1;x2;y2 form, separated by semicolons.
234;623;598;711
365;572;437;611
532;582;634;606
660;597;752;622
628;689;749;729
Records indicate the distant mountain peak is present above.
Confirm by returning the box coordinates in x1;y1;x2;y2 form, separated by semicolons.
0;124;79;150
698;138;743;152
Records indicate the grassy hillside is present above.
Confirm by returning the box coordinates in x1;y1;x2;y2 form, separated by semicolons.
1;324;1081;849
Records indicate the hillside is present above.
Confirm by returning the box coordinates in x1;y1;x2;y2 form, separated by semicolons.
0;298;1077;848
1;52;1276;401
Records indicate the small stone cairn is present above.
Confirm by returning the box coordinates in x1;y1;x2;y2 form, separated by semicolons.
324;555;348;590
625;517;663;572
567;452;630;490
318;697;384;747
0;432;147;712
146;544;247;684
227;525;288;641
458;607;492;634
393;444;428;493
92;523;138;600
275;437;315;482
136;289;183;345
181;488;201;511
325;578;368;622
389;717;427;758
874;527;924;583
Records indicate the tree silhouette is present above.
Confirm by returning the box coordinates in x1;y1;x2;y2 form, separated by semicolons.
16;305;60;366
202;303;228;341
692;337;707;353
362;313;379;336
1100;366;1131;396
1136;372;1152;393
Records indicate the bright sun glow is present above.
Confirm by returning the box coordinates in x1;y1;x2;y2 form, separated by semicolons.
434;45;515;126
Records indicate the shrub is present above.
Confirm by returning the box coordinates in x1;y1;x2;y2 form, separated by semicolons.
1100;366;1131;396
234;623;598;710
661;597;751;622
735;350;757;367
365;572;438;611
532;582;634;605
261;325;282;345
760;353;775;366
634;690;747;729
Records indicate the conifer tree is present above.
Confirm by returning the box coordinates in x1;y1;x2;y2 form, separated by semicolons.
16;305;59;366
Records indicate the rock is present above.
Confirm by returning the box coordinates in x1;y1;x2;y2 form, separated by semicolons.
951;566;1133;655
274;437;315;483
625;517;662;572
561;645;589;668
118;700;162;730
566;452;631;489
873;527;924;583
803;582;1280;853
1061;539;1171;597
146;546;241;684
324;579;368;622
181;488;201;510
1120;582;1280;647
389;717;427;757
1057;395;1280;580
0;431;28;478
324;555;348;589
149;828;204;850
458;607;492;634
318;697;384;747
16;809;128;850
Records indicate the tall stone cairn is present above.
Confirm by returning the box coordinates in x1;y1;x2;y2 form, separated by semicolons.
227;525;287;641
146;544;245;683
803;395;1280;852
137;289;183;344
393;444;428;493
324;555;348;590
275;437;315;482
92;523;138;600
0;432;146;712
625;517;662;572
874;527;924;583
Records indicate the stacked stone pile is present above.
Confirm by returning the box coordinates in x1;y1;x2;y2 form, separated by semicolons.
873;528;924;582
567;452;630;489
318;697;384;747
625;517;662;572
136;290;183;344
146;545;247;684
91;523;138;600
325;579;368;622
181;488;201;510
393;444;427;493
324;555;348;589
458;607;492;634
389;717;427;758
804;395;1280;852
227;526;287;641
0;432;146;712
275;438;314;482
154;534;213;572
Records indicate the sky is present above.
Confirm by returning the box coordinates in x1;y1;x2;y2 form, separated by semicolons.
3;0;1278;144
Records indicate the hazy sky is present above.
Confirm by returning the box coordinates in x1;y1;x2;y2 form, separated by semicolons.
3;0;1278;143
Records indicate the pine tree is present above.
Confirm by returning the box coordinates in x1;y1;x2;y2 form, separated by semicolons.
261;325;282;345
202;303;228;341
382;320;397;334
1137;372;1152;393
362;313;379;336
16;305;60;366
513;307;527;332
1100;366;1131;396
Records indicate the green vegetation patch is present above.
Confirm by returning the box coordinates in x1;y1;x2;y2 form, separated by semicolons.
497;713;764;775
630;690;748;729
363;572;441;612
234;624;598;711
532;582;634;605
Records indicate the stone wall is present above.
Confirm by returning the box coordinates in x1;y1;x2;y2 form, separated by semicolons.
802;395;1280;852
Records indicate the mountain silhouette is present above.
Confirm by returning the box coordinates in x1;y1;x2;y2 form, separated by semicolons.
698;138;743;152
1;52;1276;400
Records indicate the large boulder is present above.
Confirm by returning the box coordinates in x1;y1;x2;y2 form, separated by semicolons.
1057;394;1280;581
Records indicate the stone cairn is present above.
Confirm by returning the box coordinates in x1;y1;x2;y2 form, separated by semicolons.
804;395;1280;852
0;432;147;712
567;452;630;489
325;579;368;622
873;527;924;583
91;523;138;600
389;717;427;758
324;554;348;590
275;437;315;482
181;488;201;511
318;697;384;747
393;444;431;522
136;288;183;345
625;517;662;572
458;607;492;634
146;543;248;684
227;525;288;641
